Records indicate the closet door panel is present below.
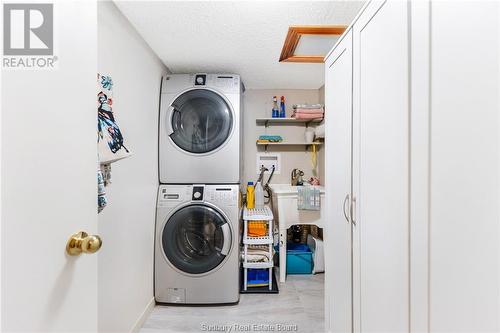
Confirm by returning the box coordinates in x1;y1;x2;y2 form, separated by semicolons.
324;29;353;333
352;1;409;331
430;1;499;331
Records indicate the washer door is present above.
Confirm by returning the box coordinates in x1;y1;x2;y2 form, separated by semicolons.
169;89;233;154
162;204;232;275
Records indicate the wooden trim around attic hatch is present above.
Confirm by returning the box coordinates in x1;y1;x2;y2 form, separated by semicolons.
279;25;347;63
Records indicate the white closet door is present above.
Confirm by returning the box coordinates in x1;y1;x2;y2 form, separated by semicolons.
324;29;353;333
352;1;409;331
429;1;499;331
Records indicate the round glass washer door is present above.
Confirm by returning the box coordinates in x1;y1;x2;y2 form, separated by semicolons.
169;89;233;154
162;204;232;275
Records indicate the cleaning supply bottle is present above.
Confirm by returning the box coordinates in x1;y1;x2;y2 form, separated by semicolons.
246;182;255;209
279;96;286;118
255;181;264;209
272;96;279;118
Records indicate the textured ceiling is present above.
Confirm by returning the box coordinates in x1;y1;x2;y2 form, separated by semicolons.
114;1;364;89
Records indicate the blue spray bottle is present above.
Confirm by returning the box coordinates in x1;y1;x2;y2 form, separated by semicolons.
272;96;279;118
279;96;286;118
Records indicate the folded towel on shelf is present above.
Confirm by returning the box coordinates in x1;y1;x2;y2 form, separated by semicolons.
293;108;324;114
292;104;324;121
293;103;323;112
293;104;324;109
245;253;269;263
292;113;324;120
257;135;283;143
240;245;273;263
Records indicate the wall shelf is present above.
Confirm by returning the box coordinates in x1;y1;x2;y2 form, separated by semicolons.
256;141;322;146
256;117;323;127
256;141;323;151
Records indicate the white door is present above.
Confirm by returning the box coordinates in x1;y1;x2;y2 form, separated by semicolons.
1;2;99;331
324;29;354;333
429;1;500;331
352;1;410;331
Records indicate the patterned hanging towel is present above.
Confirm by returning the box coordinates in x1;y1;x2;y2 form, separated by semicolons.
97;168;107;213
97;73;132;164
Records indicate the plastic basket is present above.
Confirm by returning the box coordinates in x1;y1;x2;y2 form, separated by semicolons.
247;268;269;287
286;243;313;274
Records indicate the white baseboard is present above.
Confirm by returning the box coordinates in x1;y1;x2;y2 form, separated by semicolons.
131;297;155;333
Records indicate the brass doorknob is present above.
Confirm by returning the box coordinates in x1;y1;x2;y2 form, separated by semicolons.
66;231;102;256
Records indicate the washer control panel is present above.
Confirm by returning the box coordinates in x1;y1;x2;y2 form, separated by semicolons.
158;185;239;207
205;186;238;206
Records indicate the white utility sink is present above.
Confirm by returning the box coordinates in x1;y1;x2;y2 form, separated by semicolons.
269;184;325;195
269;184;325;283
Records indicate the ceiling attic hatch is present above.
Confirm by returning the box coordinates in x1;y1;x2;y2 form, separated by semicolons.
279;25;347;63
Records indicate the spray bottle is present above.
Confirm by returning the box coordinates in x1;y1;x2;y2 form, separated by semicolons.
272;96;279;118
279;96;286;118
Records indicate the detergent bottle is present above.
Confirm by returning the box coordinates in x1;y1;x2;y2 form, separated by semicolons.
246;182;255;209
255;181;264;209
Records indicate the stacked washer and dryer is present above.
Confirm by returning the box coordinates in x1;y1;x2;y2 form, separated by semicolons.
155;74;243;304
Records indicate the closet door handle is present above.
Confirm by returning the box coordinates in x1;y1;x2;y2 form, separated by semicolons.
351;196;357;226
66;231;102;256
342;194;350;223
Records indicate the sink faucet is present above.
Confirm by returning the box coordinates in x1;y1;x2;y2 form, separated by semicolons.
291;168;304;186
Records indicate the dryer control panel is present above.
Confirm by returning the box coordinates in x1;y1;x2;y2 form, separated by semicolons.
162;74;241;94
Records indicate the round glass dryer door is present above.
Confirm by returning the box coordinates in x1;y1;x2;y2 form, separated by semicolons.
162;204;232;275
169;89;233;154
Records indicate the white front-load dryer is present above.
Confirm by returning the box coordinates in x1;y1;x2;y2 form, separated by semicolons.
159;74;242;184
155;184;240;304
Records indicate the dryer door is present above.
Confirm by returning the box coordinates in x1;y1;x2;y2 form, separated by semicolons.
168;89;233;154
162;204;232;275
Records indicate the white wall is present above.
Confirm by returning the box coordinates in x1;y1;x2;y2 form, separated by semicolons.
97;2;167;332
242;89;323;186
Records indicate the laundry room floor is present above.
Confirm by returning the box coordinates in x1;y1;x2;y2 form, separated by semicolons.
141;272;324;333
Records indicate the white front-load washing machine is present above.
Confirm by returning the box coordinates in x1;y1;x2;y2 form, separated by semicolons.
155;184;240;304
159;74;242;184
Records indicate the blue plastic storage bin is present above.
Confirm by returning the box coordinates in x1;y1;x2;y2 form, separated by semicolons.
286;243;313;274
247;268;269;287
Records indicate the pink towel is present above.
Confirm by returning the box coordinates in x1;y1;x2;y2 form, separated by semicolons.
293;108;324;114
292;113;324;120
